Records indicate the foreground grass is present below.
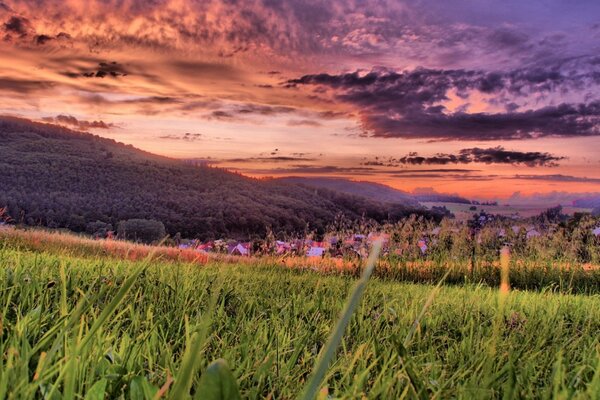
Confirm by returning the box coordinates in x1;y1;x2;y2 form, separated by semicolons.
0;244;599;399
2;227;599;295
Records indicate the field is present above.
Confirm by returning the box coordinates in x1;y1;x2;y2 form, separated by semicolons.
1;230;599;399
422;202;593;221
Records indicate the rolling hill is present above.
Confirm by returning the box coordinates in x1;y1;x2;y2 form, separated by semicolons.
0;116;430;239
278;177;421;207
278;177;472;206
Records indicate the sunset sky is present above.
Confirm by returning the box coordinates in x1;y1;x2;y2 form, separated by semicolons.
1;0;600;198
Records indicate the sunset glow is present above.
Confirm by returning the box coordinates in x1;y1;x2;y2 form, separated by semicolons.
2;0;600;198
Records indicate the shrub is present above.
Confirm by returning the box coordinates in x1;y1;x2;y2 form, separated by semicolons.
117;219;166;243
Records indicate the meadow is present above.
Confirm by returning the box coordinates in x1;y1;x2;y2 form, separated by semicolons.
1;228;599;399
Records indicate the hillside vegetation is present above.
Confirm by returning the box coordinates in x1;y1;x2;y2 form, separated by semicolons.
0;117;429;240
278;177;421;206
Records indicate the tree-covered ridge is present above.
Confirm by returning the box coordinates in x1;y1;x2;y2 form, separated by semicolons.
0;117;431;240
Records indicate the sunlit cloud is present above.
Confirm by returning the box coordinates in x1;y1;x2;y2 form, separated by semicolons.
0;0;599;197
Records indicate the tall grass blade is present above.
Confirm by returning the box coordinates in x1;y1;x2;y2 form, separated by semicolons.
300;240;383;400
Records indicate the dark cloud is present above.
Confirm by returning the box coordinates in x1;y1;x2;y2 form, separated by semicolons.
391;173;497;181
287;61;600;140
62;62;128;79
3;16;30;37
169;60;240;81
82;62;128;78
205;103;296;122
34;34;53;45
512;174;600;184
393;168;480;173
42;114;115;130
240;165;376;175
318;110;348;119
158;132;202;141
2;16;70;46
397;147;565;167
0;77;55;93
487;28;529;49
207;110;235;120
286;119;322;127
226;156;318;163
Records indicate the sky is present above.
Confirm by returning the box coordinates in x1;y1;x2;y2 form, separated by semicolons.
1;0;600;198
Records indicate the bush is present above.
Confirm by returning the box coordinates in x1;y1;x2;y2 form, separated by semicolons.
117;219;166;243
86;220;113;238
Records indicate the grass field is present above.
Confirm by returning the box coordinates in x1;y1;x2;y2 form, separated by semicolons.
1;231;599;399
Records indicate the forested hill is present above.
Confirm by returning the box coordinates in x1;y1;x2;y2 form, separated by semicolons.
278;177;421;207
0;117;430;239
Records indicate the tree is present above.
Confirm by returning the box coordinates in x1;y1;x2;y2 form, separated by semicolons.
86;220;113;238
117;219;166;244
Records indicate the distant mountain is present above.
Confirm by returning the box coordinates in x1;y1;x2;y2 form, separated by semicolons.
0;116;432;240
573;196;600;209
278;177;473;206
278;177;421;207
413;193;472;204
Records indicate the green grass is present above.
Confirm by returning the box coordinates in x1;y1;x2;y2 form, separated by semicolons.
1;243;599;399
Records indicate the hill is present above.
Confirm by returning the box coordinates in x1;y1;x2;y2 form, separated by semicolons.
573;196;600;210
278;177;421;207
413;193;472;204
0;117;430;239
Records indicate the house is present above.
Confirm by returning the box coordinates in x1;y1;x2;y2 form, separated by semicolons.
526;229;541;239
593;227;600;237
417;239;428;254
229;243;250;256
307;246;326;257
197;243;214;253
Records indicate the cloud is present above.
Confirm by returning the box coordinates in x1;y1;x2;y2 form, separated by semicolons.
78;62;128;78
393;168;480;173
204;103;297;122
226;156;318;163
397;147;565;167
42;114;114;130
0;77;55;93
158;132;202;141
286;119;322;127
287;61;600;140
512;174;600;184
391;173;497;180
3;16;30;37
2;14;72;47
239;165;376;175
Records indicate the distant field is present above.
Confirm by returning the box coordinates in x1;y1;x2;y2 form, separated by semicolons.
423;202;593;220
1;230;599;398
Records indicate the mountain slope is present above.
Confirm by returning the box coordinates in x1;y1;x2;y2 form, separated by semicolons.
0;117;429;239
278;177;421;207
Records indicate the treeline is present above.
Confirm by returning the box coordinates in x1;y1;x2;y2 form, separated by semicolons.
0;117;437;240
412;193;472;204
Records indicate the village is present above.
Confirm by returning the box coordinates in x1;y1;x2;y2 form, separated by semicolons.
177;222;600;259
